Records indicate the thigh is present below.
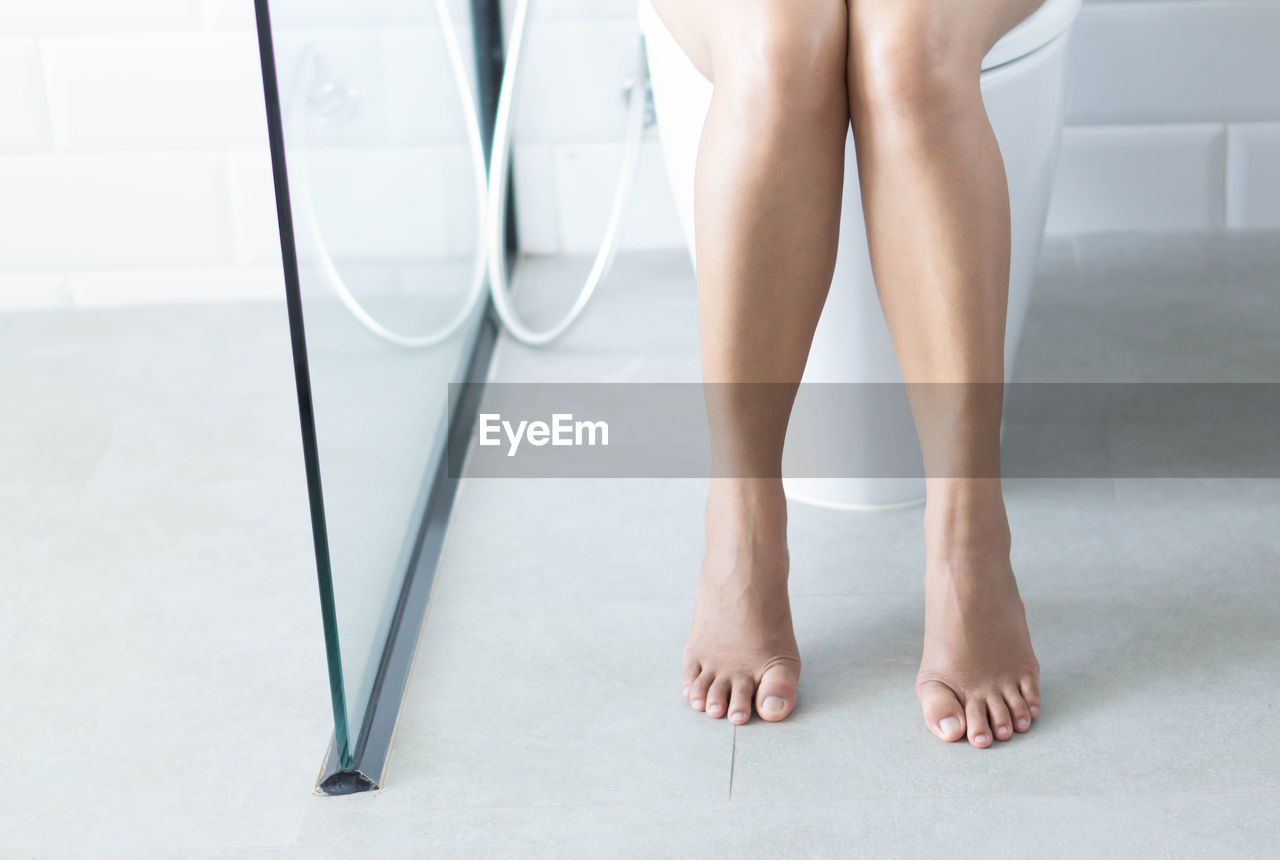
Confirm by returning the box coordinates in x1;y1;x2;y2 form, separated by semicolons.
846;0;1047;62
649;0;847;83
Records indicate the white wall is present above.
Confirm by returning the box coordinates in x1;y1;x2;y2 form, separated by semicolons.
0;0;481;311
0;1;276;309
1049;0;1280;233
1;0;1277;310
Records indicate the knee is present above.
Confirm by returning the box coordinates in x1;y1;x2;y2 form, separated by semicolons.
714;1;849;126
848;7;980;123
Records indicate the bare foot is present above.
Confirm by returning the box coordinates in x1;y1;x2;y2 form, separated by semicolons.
916;483;1041;748
682;479;801;725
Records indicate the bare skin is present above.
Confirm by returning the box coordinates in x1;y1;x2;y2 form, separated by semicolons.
655;0;1045;743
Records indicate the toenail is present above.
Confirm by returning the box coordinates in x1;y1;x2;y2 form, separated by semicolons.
974;734;990;745
1017;718;1029;729
997;727;1010;737
691;699;703;708
730;711;747;723
939;716;961;735
762;696;787;714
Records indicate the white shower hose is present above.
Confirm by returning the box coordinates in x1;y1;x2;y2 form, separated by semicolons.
288;12;487;349
290;0;650;349
485;1;650;345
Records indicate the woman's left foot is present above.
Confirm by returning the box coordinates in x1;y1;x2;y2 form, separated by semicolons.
916;489;1041;748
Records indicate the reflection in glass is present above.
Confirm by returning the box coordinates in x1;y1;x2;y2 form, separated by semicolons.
263;0;488;766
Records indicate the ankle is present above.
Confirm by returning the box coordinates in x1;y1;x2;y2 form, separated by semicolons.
704;479;788;545
923;479;1010;559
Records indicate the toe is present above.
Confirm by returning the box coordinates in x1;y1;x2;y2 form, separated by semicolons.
918;679;966;742
1020;674;1041;717
728;677;753;725
1003;685;1032;732
705;676;731;719
755;660;800;722
681;659;700;699
965;697;993;748
688;670;713;711
986;695;1013;741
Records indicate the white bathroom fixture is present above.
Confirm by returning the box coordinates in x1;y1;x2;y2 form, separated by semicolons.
640;0;1082;508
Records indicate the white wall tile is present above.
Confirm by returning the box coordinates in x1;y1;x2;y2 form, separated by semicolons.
511;20;645;144
0;2;504;309
200;0;257;30
517;0;638;21
1046;124;1227;234
554;137;684;253
512;144;561;254
1067;1;1280;124
299;148;451;259
225;153;282;264
0;154;234;269
0;274;71;310
382;26;479;146
267;0;437;28
0;0;203;35
439;145;486;255
229;143;480;264
41;32;267;151
1226;123;1280;229
270;30;392;149
0;40;52;154
67;267;284;306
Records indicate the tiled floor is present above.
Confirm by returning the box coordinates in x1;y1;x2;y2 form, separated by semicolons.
3;233;1278;857
0;302;332;853
293;233;1280;856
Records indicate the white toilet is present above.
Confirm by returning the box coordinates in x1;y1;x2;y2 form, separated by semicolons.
639;0;1081;508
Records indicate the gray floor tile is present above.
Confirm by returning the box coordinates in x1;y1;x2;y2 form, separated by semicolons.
288;792;1280;859
1;302;333;853
1015;231;1280;382
1109;478;1280;589
432;477;705;605
731;584;1280;801
503;251;700;354
489;251;701;384
784;478;1167;597
385;590;733;807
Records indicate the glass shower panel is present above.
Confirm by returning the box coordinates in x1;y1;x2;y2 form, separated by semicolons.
257;0;487;766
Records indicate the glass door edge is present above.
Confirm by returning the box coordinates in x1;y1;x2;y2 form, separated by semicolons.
251;0;353;768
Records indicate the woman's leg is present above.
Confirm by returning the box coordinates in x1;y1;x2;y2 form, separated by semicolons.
650;0;850;724
846;0;1046;748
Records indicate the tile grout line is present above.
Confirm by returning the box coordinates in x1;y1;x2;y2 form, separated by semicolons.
728;725;737;801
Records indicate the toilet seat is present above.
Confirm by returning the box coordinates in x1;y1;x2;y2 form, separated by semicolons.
981;0;1082;70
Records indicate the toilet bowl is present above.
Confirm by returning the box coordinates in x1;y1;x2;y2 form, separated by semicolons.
639;0;1081;508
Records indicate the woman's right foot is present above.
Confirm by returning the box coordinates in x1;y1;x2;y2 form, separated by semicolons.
916;481;1041;748
682;479;801;725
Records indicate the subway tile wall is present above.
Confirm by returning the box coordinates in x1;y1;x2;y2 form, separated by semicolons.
0;1;270;309
0;0;483;309
1048;0;1280;234
0;0;1277;309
